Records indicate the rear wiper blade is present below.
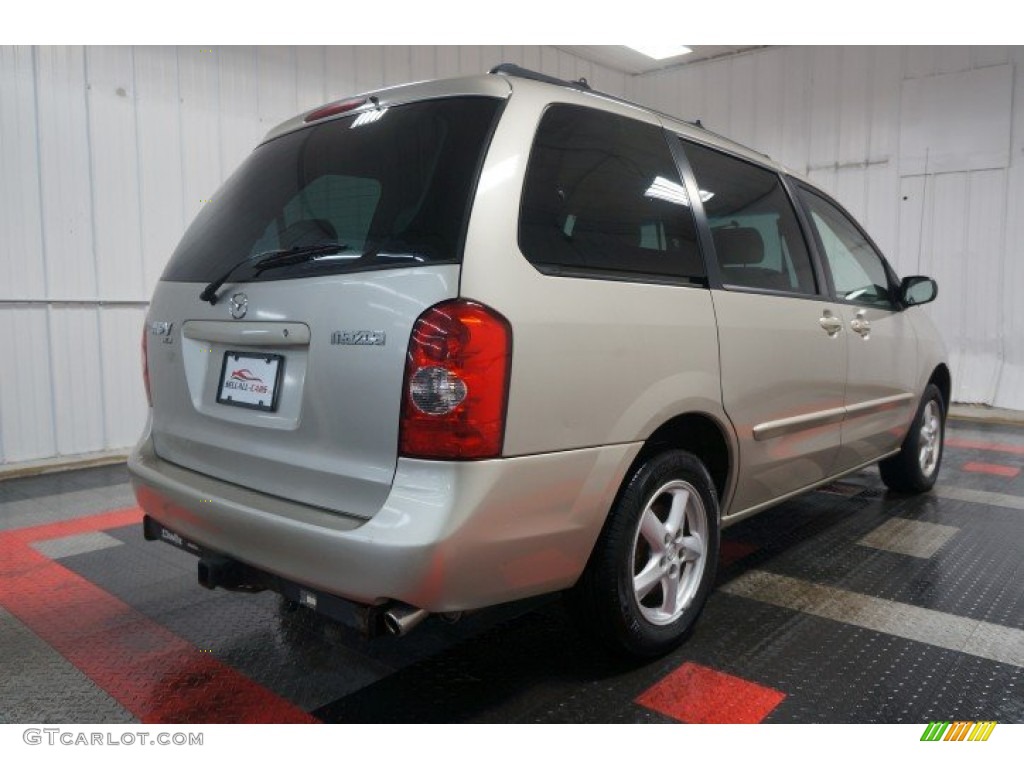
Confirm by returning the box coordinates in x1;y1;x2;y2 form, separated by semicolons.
199;243;349;305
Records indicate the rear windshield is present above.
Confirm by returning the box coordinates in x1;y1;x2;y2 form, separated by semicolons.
162;97;503;283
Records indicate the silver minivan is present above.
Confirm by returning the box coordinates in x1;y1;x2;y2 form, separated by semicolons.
130;64;949;657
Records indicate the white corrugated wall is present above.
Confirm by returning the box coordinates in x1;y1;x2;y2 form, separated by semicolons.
0;45;627;468
627;45;1024;412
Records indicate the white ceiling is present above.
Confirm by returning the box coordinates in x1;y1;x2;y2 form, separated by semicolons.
556;45;768;75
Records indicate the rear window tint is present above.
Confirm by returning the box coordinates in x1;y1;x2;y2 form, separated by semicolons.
680;141;817;296
519;104;703;283
162;97;503;283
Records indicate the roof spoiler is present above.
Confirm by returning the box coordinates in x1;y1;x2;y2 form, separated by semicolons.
489;63;591;92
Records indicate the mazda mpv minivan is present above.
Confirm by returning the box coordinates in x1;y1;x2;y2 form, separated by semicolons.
130;64;949;657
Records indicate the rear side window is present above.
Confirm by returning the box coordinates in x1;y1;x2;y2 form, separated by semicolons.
680;141;817;296
519;105;703;283
162;97;503;283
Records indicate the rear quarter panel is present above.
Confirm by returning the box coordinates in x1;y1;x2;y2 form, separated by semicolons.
459;81;730;461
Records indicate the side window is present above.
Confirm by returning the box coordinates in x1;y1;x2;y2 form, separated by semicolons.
680;141;817;295
519;105;703;282
798;190;894;309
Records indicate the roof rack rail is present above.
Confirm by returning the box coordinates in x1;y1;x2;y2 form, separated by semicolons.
488;62;771;162
489;63;591;91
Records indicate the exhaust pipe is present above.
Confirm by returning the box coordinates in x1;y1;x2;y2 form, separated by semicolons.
383;603;430;636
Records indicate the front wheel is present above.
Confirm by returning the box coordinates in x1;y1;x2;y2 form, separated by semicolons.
567;450;720;658
879;383;945;493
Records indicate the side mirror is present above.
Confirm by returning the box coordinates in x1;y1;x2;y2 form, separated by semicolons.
900;276;938;307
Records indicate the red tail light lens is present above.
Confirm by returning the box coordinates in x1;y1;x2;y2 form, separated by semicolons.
399;300;512;460
141;325;152;407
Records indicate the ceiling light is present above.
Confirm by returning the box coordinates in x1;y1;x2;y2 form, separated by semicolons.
626;45;693;61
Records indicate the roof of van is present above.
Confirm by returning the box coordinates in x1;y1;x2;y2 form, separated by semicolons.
261;64;805;182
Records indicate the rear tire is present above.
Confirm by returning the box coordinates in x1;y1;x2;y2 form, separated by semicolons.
567;450;720;658
879;384;945;493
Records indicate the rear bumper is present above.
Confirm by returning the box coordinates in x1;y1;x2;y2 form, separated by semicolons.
128;433;640;612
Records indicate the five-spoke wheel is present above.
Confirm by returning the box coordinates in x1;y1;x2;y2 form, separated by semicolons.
567;450;719;658
631;480;708;626
880;383;945;493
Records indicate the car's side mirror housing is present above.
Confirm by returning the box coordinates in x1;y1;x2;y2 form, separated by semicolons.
900;276;938;307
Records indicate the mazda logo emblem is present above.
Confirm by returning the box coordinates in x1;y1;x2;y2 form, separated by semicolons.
229;292;248;320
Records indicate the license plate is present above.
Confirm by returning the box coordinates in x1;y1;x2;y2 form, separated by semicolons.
216;351;284;412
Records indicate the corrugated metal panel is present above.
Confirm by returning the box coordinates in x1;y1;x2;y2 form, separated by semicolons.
729;54;757;147
924;173;969;392
99;306;147;449
353;46;383;93
382;46;410;91
904;47;937;79
459;46;485;78
0;46;46;301
834;168;867;223
864;164;898;260
672;66;704;125
325;46;357;96
895;175;927;277
701;59;732;137
35;46;97;300
0;44;622;467
960;169;1005;404
935;46;972;75
778;47;810;173
135;46;186;295
863;46;901;258
972;47;1009;68
996;45;1024;411
178;47;222;233
753;48;784;157
86;46;144;301
808;47;841;171
868;46;901;162
48;306;105;456
434;45;459;79
295;46;326;112
217;47;261;190
519;45;542;73
1000;157;1024;411
477;47;503;78
409;46;435;80
836;47;870;165
0;308;56;463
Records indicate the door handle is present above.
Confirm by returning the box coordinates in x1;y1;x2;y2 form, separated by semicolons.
819;311;842;337
850;310;871;338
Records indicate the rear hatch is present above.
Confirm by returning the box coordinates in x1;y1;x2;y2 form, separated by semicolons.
145;94;505;519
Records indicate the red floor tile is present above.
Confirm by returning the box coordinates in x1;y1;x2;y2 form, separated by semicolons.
636;661;785;723
0;507;317;724
720;540;759;566
946;437;1024;456
962;461;1020;478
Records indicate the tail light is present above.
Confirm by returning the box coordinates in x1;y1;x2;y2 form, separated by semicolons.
141;325;152;407
399;300;512;460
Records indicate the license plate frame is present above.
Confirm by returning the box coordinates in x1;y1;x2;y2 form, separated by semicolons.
216;351;284;412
